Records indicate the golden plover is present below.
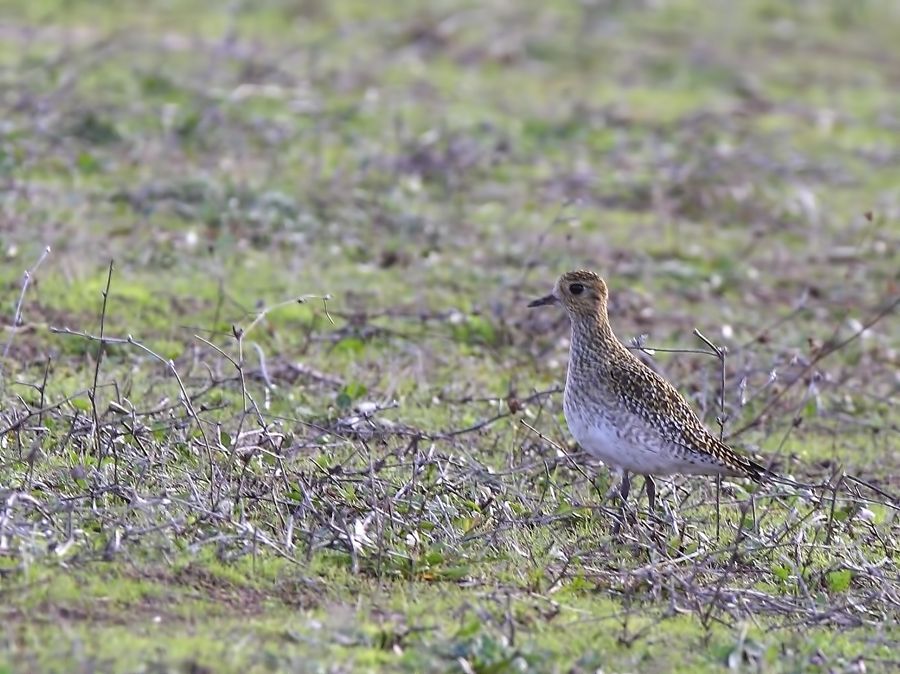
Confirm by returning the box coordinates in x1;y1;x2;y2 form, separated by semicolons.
529;269;767;510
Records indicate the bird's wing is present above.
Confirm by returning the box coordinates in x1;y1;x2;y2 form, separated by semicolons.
614;348;769;481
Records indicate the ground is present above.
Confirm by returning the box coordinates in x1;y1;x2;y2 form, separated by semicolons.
0;1;898;672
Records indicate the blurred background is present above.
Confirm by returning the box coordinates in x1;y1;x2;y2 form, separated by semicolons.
2;0;896;435
1;1;898;671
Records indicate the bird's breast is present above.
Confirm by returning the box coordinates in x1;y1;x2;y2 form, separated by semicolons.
563;389;623;459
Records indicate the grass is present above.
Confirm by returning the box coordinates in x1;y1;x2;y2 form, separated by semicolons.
1;0;899;672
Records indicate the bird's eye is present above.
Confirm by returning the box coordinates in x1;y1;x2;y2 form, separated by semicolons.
569;283;584;295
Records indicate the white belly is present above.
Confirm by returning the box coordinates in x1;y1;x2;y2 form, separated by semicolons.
563;402;692;475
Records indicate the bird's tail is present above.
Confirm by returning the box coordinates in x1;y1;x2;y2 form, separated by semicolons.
725;442;899;512
711;436;772;484
743;455;772;484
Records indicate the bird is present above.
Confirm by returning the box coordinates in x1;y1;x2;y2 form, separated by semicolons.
528;269;768;513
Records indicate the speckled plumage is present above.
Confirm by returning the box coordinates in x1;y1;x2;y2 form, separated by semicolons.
530;269;767;483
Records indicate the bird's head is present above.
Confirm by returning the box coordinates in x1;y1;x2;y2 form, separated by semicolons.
527;269;609;320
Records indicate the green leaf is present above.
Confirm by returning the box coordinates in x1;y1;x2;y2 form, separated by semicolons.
454;516;477;533
76;152;101;174
455;617;482;639
423;550;444;565
804;398;818;417
437;566;470;581
826;569;852;592
772;564;790;582
333;337;365;355
347;381;367;398
831;507;851;522
71;397;92;412
335;381;367;410
508;502;528;516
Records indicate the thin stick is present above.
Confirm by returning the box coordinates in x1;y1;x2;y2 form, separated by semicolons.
694;328;728;540
3;246;52;361
241;294;334;338
824;470;844;546
89;261;114;467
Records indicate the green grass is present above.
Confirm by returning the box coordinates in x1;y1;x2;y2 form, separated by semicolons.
0;0;898;672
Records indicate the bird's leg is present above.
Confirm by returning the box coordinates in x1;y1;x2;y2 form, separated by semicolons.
646;475;656;513
619;470;631;506
619;471;631;502
611;470;632;534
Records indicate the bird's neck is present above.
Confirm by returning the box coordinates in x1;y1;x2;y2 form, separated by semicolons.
568;310;625;367
571;310;614;343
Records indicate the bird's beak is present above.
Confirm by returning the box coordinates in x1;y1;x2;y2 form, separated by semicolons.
527;293;558;308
